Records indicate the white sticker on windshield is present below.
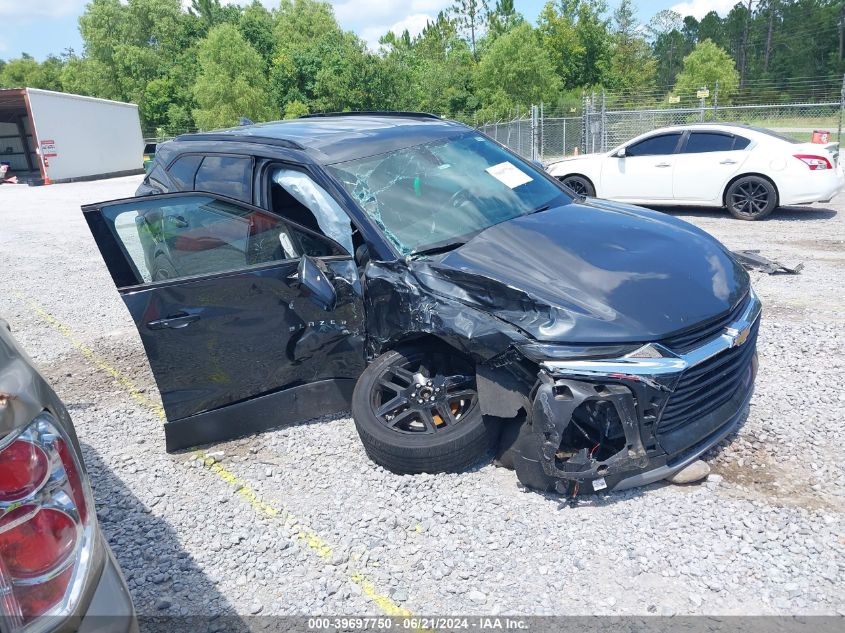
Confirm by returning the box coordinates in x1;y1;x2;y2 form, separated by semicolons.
485;161;533;189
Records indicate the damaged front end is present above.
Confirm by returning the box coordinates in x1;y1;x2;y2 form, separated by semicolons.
491;290;762;495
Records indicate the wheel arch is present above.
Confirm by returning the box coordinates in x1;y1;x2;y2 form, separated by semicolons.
722;172;780;207
556;173;596;189
376;332;475;362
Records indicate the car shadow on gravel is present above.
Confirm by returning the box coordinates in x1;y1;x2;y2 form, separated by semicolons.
81;444;250;633
649;205;837;222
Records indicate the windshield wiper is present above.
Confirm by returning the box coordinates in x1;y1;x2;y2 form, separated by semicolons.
409;239;467;259
529;204;552;214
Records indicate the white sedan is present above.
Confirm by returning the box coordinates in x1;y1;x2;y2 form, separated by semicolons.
546;123;844;220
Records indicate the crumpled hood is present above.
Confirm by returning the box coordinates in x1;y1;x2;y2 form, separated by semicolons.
415;200;749;343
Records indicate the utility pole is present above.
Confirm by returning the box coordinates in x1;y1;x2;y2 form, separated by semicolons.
764;0;777;73
839;4;845;61
838;74;844;147
739;0;755;88
714;81;720;121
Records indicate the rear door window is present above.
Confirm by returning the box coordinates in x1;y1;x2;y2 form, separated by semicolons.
683;132;738;153
733;135;751;149
194;155;254;203
625;133;682;157
166;154;203;190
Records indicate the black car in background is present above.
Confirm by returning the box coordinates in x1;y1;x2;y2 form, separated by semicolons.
0;319;136;632
81;113;760;494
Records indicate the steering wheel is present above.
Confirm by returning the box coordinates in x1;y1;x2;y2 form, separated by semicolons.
447;188;483;211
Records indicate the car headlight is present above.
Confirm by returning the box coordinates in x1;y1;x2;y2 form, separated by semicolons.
516;342;641;364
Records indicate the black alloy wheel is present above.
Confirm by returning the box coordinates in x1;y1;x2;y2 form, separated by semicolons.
725;176;777;220
559;175;595;197
351;345;500;474
371;352;476;434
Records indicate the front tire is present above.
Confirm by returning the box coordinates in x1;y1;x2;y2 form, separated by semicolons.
558;175;595;197
725;176;777;220
351;345;499;474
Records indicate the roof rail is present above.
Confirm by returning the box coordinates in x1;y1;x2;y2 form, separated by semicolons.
300;111;441;120
175;133;305;150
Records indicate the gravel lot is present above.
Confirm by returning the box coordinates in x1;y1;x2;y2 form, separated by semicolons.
0;176;843;618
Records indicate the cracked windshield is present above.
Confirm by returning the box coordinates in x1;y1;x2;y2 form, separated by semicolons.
327;133;570;256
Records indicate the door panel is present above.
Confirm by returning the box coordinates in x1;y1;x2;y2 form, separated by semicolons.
601;156;675;199
672;152;747;201
82;192;366;425
600;132;682;200
673;133;750;201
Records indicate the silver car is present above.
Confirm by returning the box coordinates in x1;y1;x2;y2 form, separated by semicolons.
0;318;136;633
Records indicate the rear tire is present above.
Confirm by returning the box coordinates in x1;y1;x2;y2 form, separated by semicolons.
725;176;777;220
558;175;595;197
351;345;499;474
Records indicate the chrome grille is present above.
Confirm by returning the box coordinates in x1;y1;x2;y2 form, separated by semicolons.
659;318;759;435
660;294;750;352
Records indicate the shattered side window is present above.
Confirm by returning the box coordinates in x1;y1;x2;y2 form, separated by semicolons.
327;133;570;256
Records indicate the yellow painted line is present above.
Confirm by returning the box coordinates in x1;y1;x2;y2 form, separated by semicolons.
14;291;413;618
15;292;166;420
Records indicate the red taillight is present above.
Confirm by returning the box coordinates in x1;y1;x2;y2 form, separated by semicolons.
15;568;74;620
0;441;49;502
0;506;77;578
0;414;91;629
794;154;832;170
54;438;87;524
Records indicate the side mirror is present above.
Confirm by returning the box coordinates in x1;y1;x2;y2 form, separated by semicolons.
616;147;626;158
531;159;545;171
296;255;336;311
354;244;370;268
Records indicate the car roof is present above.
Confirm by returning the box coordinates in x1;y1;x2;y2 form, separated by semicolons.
638;122;775;138
175;113;469;164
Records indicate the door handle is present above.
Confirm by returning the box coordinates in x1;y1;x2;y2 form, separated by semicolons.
655;162;671;168
720;159;738;165
147;313;200;330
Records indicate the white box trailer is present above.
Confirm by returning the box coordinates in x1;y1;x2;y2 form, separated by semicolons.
0;88;143;184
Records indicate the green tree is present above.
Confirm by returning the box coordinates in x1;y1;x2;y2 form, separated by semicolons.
674;39;739;101
538;0;611;88
487;0;524;40
537;1;584;88
574;0;612;86
410;13;477;115
649;10;687;87
284;100;310;119
607;0;656;93
189;0;240;31
697;11;726;48
451;0;489;59
192;24;274;129
274;0;339;51
240;1;275;69
0;54;64;90
474;22;561;117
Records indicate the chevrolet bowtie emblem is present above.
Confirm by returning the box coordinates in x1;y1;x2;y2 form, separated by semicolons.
728;324;752;347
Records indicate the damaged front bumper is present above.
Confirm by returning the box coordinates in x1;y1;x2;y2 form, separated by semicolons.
505;292;761;494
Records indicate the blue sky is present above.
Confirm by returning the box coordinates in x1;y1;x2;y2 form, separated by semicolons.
0;0;734;61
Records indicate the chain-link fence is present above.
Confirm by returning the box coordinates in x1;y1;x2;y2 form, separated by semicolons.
479;79;845;163
146;77;845;161
477;113;536;160
582;100;843;157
